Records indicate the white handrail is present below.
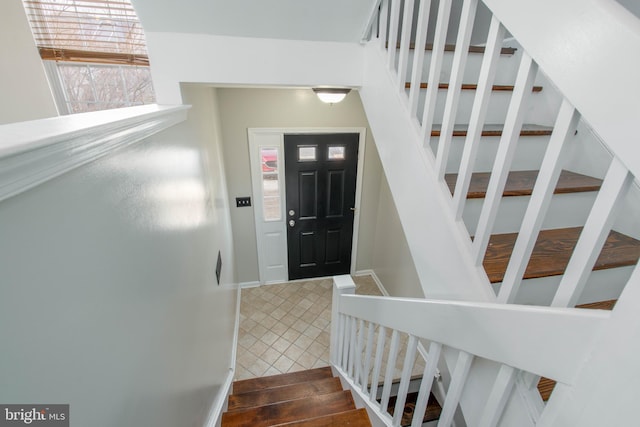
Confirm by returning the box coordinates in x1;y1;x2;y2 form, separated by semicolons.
338;292;608;383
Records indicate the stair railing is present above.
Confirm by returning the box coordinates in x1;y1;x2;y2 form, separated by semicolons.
362;0;639;316
330;275;608;427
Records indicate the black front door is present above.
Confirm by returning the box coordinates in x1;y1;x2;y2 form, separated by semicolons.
284;134;359;280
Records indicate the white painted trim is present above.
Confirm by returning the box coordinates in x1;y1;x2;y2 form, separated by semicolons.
248;127;367;282
0;104;189;203
238;281;260;288
202;368;234;427
203;282;241;427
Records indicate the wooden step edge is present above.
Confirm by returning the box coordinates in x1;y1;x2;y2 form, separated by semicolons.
444;170;603;199
221;390;356;427
227;377;343;412
386;41;516;55
404;82;543;92
268;408;372;427
576;299;618;310
232;366;333;395
431;126;553;138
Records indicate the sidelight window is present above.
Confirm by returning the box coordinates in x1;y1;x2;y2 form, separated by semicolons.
260;147;282;221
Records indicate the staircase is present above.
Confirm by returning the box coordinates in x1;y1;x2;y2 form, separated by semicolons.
221;367;371;426
332;0;640;425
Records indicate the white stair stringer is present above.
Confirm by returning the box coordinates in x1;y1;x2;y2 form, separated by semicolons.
360;42;539;427
359;42;492;303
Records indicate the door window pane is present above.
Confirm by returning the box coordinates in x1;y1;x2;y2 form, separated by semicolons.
298;146;317;161
261;147;281;221
328;146;346;160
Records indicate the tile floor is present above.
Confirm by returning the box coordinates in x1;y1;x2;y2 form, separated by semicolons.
235;275;383;380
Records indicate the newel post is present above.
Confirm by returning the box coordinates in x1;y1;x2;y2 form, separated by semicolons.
330;275;356;365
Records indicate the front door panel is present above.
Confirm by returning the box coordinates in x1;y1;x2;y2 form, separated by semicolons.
285;134;359;280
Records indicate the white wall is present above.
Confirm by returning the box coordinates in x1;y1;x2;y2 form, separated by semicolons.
372;177;425;298
0;0;57;124
0;89;237;427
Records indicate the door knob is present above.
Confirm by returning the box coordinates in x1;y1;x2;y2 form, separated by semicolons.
289;220;295;227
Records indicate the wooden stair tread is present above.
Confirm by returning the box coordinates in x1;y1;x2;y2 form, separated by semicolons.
270;408;371;427
227;377;343;412
232;366;332;395
445;170;603;199
576;299;617;310
384;392;442;426
387;41;516;55
483;227;640;283
431;123;553;137
221;390;356;427
405;82;543;92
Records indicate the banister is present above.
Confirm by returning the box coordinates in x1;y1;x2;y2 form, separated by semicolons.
482;0;640;179
338;293;608;383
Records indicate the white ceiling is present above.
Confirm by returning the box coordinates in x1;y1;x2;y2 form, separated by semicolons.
131;0;377;43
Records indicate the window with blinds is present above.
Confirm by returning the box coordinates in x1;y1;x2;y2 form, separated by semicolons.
22;0;155;114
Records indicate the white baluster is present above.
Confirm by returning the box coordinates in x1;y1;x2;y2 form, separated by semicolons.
354;319;365;387
497;100;580;303
412;342;443;427
342;315;351;371
397;0;415;92
387;0;402;72
438;351;474;426
370;326;387;407
408;0;433;119
452;17;506;219
552;157;633;307
380;329;401;413
420;0;452;146
362;321;376;395
472;52;538;265
379;0;390;51
435;0;479;179
348;316;358;378
393;335;419;426
477;364;517;427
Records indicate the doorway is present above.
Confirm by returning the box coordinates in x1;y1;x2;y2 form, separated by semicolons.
284;134;359;280
248;128;366;284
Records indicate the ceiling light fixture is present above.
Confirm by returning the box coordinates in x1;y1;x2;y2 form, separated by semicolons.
313;88;351;104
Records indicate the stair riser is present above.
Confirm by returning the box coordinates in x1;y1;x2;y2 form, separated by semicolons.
492;266;633;306
461;192;597;235
432;135;550;173
395;48;522;87
407;87;553;126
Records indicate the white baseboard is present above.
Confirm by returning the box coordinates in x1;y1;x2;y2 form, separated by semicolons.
203;283;242;427
203;368;234;427
353;269;390;297
239;281;260;288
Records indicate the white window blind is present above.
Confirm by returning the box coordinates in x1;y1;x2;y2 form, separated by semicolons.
23;0;149;66
22;0;155;114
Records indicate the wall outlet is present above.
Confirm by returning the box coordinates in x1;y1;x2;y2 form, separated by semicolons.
236;197;251;207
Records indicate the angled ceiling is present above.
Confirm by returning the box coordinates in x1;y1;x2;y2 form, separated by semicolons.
131;0;376;43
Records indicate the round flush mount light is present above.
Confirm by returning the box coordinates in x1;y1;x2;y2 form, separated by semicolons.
312;88;351;104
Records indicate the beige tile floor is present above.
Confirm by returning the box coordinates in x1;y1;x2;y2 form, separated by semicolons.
235;275;383;380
